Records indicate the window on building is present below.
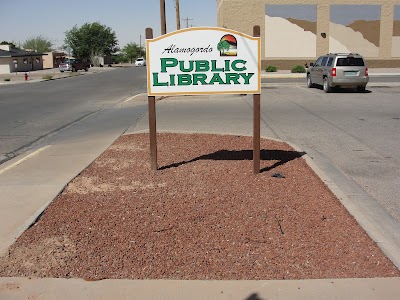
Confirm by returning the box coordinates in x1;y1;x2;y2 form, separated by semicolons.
23;58;28;64
35;57;40;63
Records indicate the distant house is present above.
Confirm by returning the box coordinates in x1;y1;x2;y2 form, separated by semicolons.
0;44;46;74
42;51;67;69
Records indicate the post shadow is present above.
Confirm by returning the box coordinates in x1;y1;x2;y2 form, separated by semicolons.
158;149;306;173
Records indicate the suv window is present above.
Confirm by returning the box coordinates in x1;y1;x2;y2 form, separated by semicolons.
336;57;364;66
321;57;328;66
315;57;323;66
327;57;334;66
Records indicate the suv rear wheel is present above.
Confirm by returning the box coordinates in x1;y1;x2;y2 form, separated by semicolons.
357;86;366;93
323;77;332;93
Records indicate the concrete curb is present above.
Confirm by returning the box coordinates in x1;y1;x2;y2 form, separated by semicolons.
286;142;400;270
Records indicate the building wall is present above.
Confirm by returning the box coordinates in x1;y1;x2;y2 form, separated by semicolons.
0;58;11;74
217;0;400;68
393;4;400;56
43;52;55;69
9;57;44;73
43;52;67;69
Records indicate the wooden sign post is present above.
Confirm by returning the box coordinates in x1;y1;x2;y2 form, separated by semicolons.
146;27;158;171
253;25;261;174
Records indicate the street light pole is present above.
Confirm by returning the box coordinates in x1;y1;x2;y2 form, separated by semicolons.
139;34;142;57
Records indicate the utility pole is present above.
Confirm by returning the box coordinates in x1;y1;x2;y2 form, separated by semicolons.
160;0;167;35
175;0;181;30
182;17;193;28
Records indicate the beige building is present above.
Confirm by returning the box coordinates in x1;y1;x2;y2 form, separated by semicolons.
42;51;67;69
217;0;400;68
0;45;45;74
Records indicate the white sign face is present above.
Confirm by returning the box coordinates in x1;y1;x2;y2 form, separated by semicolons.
146;27;260;96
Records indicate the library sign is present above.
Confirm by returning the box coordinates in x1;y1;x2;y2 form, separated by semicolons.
146;27;261;96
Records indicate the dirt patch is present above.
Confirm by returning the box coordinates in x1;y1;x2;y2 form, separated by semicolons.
0;133;398;280
0;236;76;278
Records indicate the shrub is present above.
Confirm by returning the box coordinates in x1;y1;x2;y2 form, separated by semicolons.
42;75;53;80
291;65;306;73
265;65;278;72
4;78;11;81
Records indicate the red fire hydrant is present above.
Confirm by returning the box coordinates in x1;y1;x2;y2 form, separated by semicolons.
24;73;28;81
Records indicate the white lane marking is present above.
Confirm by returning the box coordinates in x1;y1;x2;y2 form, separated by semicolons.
123;93;146;103
0;145;51;175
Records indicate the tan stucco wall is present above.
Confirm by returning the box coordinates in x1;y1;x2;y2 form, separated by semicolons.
0;58;11;74
217;0;400;67
43;52;54;69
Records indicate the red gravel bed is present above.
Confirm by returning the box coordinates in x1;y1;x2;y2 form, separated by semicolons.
0;133;399;280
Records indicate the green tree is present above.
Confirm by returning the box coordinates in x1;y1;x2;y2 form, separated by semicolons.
122;43;144;63
22;36;52;52
217;40;230;55
64;22;118;65
112;53;129;64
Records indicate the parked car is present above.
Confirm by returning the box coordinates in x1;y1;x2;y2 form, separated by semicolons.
59;59;90;72
307;53;369;93
134;57;146;67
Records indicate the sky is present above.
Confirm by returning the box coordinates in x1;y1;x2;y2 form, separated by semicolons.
0;0;217;49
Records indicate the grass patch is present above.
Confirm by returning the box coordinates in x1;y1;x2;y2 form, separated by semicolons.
42;75;53;80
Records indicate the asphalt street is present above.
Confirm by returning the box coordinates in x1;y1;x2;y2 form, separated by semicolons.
0;67;147;164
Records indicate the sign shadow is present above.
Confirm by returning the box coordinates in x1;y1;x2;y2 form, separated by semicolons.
159;149;306;173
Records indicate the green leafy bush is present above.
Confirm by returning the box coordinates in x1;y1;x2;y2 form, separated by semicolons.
291;65;306;73
4;78;11;81
42;75;53;80
265;65;277;72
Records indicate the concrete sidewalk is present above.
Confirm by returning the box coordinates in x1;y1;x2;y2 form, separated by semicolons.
0;66;119;85
0;93;399;299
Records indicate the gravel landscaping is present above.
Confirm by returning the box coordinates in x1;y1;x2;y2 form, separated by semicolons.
0;133;398;280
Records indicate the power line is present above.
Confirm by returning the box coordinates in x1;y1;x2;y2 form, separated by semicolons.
182;17;193;28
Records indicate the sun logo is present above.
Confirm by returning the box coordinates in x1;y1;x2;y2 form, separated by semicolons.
217;34;237;56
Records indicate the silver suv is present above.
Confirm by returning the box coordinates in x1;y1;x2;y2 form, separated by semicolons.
307;53;369;93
